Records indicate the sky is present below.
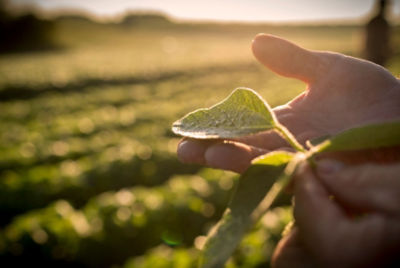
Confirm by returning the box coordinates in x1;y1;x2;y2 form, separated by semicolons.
8;0;400;23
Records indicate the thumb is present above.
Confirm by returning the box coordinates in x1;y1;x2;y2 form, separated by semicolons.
252;34;337;84
316;160;400;216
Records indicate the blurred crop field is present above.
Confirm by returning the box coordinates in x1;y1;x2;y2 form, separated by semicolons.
1;16;400;267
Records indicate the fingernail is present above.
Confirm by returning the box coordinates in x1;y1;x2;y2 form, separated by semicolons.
316;159;344;176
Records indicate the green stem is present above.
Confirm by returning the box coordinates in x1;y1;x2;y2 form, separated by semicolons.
274;123;306;153
251;174;288;222
251;154;303;222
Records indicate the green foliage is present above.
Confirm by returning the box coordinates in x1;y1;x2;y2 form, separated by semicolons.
314;121;400;153
1;20;400;267
121;206;292;268
124;245;198;268
200;152;293;268
0;170;234;266
0;151;200;222
172;88;276;139
173;88;400;267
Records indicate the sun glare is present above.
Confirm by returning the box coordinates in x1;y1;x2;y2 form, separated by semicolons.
8;0;400;23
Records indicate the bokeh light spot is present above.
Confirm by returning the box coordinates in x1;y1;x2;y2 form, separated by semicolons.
52;141;69;156
115;189;135;206
194;235;207;250
32;228;48;244
78;118;95;134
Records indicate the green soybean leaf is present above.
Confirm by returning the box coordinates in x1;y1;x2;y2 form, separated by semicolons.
172;88;276;139
315;121;400;153
199;151;294;268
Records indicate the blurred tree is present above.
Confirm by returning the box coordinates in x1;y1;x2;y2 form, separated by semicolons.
0;0;11;25
120;13;172;28
0;1;57;53
365;0;391;66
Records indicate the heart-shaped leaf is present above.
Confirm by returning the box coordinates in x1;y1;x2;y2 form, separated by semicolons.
314;121;400;153
199;151;294;268
172;88;276;139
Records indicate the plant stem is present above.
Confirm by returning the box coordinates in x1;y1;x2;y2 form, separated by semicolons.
253;123;306;221
274;123;306;153
251;174;288;222
251;154;302;222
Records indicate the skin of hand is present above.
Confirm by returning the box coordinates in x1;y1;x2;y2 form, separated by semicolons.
176;34;400;173
272;160;400;268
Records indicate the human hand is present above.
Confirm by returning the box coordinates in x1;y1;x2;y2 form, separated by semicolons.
272;161;400;268
177;34;400;173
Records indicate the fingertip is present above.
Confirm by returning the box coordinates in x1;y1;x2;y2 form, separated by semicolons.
251;33;282;63
251;33;320;83
252;33;280;51
177;139;209;165
251;33;269;52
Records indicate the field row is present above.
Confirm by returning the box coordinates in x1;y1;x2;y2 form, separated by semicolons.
0;64;304;222
0;167;291;267
0;23;364;90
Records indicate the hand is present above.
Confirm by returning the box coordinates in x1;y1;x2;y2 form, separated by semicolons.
272;161;400;268
177;34;400;173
